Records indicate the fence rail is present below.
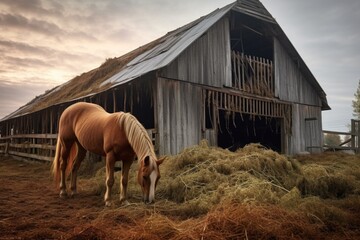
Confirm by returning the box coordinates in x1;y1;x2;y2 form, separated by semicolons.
0;129;158;162
0;133;57;161
323;119;360;153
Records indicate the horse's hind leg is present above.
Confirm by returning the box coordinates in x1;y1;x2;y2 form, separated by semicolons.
70;144;86;197
104;152;115;207
59;142;70;198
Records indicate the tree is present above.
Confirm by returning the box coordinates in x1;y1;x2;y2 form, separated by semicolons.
352;79;360;119
324;133;341;146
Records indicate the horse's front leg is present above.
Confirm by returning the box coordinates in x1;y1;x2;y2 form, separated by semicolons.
120;159;133;205
104;152;115;207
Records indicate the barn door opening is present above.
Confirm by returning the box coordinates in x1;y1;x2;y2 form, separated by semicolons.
217;110;282;152
203;89;291;153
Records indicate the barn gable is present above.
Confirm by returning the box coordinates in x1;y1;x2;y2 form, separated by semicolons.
0;0;329;156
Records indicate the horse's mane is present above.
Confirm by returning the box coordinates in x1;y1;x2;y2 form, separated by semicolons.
118;112;156;162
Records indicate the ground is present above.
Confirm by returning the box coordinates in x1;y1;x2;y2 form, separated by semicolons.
0;156;107;239
0;148;360;240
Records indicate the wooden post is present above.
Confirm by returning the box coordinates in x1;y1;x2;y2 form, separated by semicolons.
4;142;9;156
351;119;356;152
113;89;117;113
354;120;360;153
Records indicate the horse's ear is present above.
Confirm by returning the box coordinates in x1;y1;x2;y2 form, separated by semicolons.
144;156;150;167
157;156;166;166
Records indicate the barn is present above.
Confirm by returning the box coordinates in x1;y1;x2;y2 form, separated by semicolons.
0;0;330;156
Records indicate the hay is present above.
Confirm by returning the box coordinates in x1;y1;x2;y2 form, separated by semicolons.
195;203;322;240
77;141;360;239
157;141;302;209
279;187;302;209
296;154;359;198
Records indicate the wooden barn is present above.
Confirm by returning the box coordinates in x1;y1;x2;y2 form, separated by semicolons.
0;0;330;158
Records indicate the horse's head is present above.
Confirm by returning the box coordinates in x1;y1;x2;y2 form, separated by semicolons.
137;155;164;204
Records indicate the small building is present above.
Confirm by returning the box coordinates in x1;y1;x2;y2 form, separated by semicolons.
0;0;330;155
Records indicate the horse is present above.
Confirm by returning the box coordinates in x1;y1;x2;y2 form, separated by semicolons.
51;102;164;206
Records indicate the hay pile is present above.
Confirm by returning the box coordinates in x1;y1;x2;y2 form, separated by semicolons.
156;141;302;213
76;141;360;239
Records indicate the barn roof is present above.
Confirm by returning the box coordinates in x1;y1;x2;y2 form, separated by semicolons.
1;0;329;121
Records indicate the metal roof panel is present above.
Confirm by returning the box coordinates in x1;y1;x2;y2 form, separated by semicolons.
101;2;236;86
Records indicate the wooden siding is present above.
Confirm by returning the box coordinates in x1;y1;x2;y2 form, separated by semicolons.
156;78;203;155
161;17;231;88
274;37;324;154
289;104;323;154
274;38;322;107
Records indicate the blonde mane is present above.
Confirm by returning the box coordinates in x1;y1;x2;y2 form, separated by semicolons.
118;112;156;162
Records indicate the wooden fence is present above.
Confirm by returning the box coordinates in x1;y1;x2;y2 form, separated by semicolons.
323;119;360;153
0;129;158;162
231;51;274;97
0;134;57;161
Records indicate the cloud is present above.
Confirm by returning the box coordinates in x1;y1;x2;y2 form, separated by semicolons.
2;56;53;69
0;13;64;36
0;37;104;87
0;39;50;56
0;80;51;119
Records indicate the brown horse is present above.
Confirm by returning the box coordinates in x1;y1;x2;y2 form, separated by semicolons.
51;102;164;206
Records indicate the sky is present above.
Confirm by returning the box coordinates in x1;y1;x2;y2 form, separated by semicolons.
0;0;359;133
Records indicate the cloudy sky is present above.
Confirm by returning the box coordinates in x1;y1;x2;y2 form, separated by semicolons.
0;0;359;133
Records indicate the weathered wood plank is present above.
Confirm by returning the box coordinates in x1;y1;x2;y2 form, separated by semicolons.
9;143;56;150
8;150;52;162
323;130;354;136
0;133;57;140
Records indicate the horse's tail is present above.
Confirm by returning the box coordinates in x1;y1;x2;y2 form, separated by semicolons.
51;135;61;187
51;136;77;188
65;143;78;178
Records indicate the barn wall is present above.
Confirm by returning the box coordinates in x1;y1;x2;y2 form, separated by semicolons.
161;17;231;88
155;77;203;155
288;104;323;154
274;37;324;154
274;38;322;107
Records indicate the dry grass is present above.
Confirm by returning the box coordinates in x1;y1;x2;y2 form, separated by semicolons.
69;141;360;239
157;141;302;208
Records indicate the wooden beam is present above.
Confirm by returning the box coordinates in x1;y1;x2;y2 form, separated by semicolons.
9;143;56;150
0;133;57;140
323;130;353;136
8;150;52;162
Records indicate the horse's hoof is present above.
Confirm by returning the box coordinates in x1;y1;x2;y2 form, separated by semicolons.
121;200;130;206
59;191;68;198
105;201;112;207
70;191;77;198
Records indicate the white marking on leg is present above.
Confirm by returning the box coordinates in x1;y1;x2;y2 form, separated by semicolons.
149;169;157;203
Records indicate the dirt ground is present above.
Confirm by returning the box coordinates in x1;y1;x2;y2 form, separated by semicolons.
0;156;136;240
